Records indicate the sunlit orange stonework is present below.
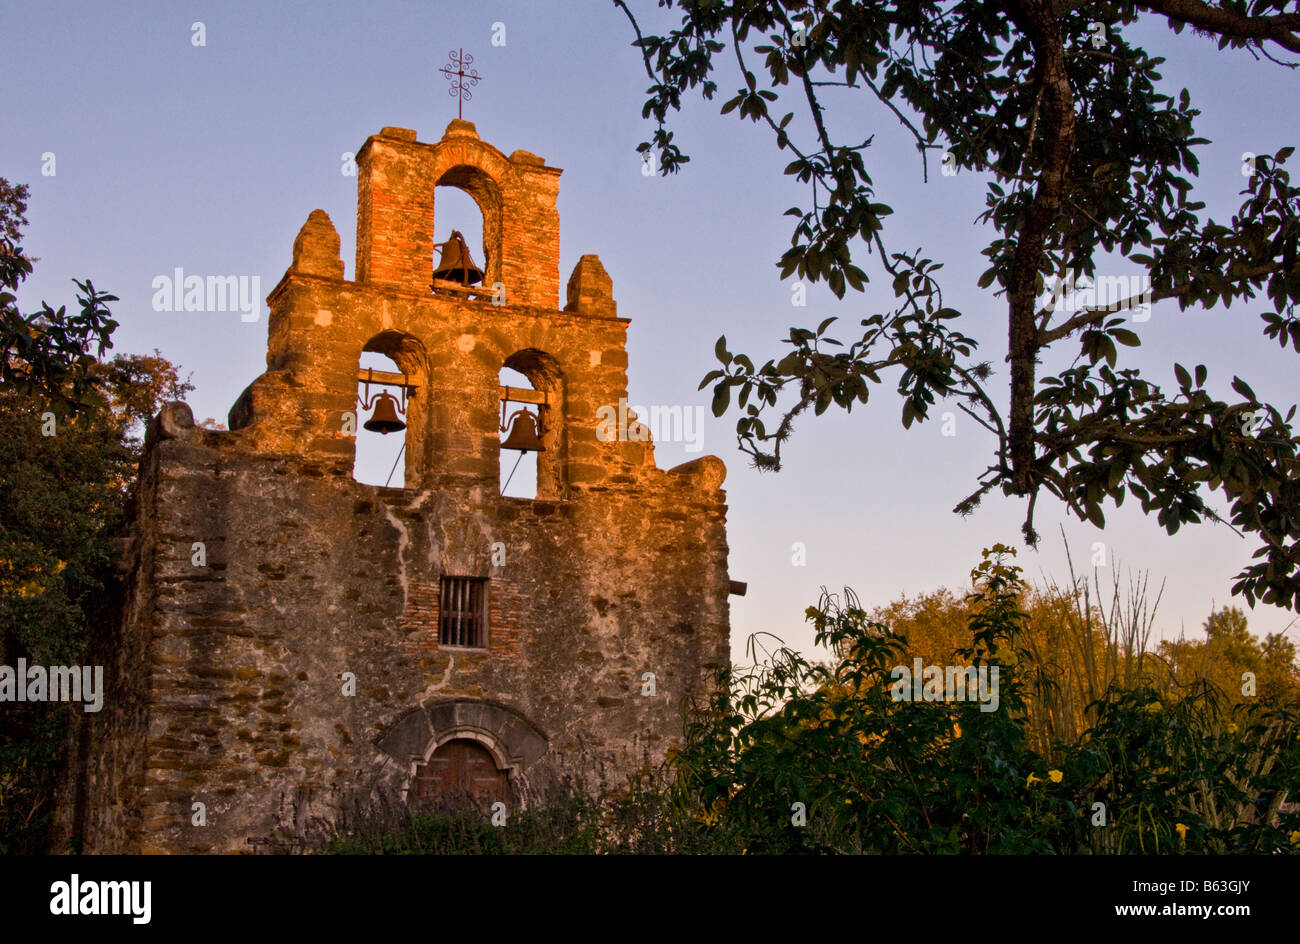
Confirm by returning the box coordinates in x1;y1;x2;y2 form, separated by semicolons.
53;120;735;853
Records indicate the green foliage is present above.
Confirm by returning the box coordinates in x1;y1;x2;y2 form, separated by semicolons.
0;397;125;664
1157;604;1300;708
2;179;119;416
0;180;32;294
322;770;728;855
1074;683;1298;853
671;546;1072;853
0;177;193;853
667;546;1299;854
0;711;68;855
618;2;1300;609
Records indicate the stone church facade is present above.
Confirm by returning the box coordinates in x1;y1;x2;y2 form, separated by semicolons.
57;120;735;853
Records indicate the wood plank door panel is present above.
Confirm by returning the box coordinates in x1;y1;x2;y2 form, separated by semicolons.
413;738;510;807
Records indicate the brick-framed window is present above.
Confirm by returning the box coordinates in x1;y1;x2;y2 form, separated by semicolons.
439;577;488;648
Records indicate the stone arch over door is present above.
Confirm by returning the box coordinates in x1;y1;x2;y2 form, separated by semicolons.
377;700;549;804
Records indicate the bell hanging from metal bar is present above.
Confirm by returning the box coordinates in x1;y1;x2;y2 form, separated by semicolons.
363;391;407;434
432;229;485;285
500;408;544;453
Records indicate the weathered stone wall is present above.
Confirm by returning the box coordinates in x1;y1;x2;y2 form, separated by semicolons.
64;120;734;853
48;428;167;854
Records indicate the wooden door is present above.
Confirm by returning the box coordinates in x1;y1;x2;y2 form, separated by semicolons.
413;738;510;806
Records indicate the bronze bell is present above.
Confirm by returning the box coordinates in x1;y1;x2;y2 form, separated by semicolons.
432;230;485;285
364;391;406;434
500;409;544;453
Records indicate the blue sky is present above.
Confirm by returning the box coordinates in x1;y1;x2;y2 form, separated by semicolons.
4;1;1297;661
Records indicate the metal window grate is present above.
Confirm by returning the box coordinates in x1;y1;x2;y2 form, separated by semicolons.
439;577;488;648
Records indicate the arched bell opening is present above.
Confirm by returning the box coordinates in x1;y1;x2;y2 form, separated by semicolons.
499;349;564;500
432;164;503;294
498;365;538;499
352;331;429;489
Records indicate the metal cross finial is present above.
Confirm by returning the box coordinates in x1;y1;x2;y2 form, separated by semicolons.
439;48;481;120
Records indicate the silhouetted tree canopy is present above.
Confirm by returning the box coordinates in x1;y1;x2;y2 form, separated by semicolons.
617;0;1300;610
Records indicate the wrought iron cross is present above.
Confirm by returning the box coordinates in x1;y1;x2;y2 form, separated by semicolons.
439;48;481;120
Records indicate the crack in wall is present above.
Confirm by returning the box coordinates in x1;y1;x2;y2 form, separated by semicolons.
381;502;412;606
381;488;433;609
420;655;456;699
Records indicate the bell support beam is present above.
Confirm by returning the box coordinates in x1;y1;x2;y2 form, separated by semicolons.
356;372;543;405
498;386;546;406
357;369;418;394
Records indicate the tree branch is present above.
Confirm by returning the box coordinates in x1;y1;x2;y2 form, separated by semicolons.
1137;0;1300;55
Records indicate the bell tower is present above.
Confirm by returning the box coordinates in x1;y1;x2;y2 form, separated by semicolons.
61;120;737;854
355;120;560;306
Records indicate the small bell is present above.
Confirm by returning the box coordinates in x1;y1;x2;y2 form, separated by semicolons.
500;409;544;453
364;391;406;434
432;230;485;285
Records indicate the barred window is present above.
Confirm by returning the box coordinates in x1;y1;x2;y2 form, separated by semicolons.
439;577;488;648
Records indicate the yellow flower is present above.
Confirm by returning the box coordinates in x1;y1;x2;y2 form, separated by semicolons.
1026;773;1042;786
953;722;962;739
1226;723;1238;734
1289;830;1300;847
1048;769;1063;783
1145;701;1163;713
695;797;725;827
1175;823;1188;842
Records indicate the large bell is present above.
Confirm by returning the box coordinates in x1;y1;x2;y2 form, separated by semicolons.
501;409;544;453
363;391;406;434
432;230;485;285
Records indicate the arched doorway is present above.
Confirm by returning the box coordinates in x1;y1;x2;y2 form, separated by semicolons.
411;738;511;807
